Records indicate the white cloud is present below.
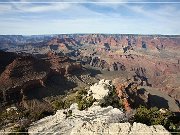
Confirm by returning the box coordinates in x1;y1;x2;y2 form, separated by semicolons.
0;15;179;35
13;3;72;13
124;4;180;20
0;0;179;35
0;4;13;13
93;0;128;2
91;0;128;9
0;1;72;13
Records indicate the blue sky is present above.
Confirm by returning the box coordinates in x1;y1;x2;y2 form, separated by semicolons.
0;0;180;35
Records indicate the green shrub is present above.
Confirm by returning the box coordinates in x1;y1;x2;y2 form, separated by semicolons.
51;88;95;111
52;100;64;110
75;89;88;101
76;96;96;110
134;106;180;132
100;87;123;109
63;99;74;109
134;106;170;125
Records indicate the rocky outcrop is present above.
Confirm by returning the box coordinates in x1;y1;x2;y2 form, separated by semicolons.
125;83;150;108
113;80;131;112
133;67;151;86
28;103;170;135
113;78;150;110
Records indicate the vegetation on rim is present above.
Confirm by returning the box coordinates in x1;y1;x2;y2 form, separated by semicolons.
134;106;180;133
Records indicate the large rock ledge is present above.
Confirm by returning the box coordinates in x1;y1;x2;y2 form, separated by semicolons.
28;103;170;135
71;122;170;135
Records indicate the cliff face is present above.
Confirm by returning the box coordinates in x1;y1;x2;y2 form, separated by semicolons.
81;56;126;71
0;51;82;106
0;54;50;105
46;37;80;53
0;50;18;74
46;51;82;75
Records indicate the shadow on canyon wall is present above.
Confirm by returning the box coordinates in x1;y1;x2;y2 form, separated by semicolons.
24;75;77;100
149;94;169;109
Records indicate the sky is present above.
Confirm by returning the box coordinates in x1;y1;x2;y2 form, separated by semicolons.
0;0;180;35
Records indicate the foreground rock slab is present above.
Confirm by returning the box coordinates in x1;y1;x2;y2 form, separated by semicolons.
28;104;170;135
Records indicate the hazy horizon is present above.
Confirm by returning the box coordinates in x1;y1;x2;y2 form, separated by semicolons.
0;33;180;36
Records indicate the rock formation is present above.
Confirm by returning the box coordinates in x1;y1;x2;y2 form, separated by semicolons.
28;105;170;135
113;80;131;112
82;56;126;71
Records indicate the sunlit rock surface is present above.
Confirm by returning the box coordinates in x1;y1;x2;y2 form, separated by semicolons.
89;79;113;100
28;104;170;135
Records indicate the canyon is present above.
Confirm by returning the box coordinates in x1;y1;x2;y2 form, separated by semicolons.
0;34;180;133
1;34;180;108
